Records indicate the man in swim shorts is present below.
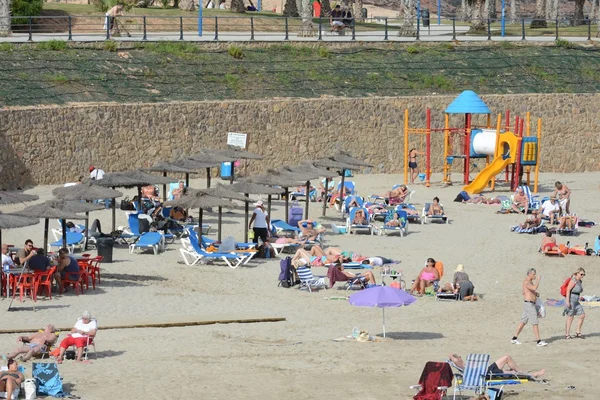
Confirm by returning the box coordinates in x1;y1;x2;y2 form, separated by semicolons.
511;268;548;347
4;324;57;361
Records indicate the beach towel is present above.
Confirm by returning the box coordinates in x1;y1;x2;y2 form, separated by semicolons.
327;266;349;288
33;362;63;397
510;224;546;234
413;362;453;400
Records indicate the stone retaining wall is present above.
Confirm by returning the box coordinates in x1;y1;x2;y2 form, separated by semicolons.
1;93;599;187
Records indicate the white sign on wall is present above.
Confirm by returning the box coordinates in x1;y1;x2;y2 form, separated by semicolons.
227;132;248;149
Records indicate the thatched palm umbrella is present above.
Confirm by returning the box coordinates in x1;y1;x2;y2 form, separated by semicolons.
240;170;305;219
95;170;178;230
53;182;123;243
229;182;284;242
279;164;338;220
322;152;373;215
144;162;198;202
312;158;356;217
14;200;86;253
165;191;234;244
197;185;253;241
0;191;39;205
187;151;236;187
0;212;39;256
173;158;222;189
212;146;264;184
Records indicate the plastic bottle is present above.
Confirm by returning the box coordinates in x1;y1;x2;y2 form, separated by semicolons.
352;327;360;339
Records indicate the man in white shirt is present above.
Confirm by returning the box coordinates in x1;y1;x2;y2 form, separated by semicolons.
56;311;98;363
89;166;105;180
541;197;560;225
248;200;270;244
2;244;16;271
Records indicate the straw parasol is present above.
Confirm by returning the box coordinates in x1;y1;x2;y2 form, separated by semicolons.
280;164;338;220
14;200;87;253
165;190;234;244
0;191;39;205
229;182;284;242
172;158;222;189
322;153;373;217
0;212;40;256
212;146;264;184
240;170;306;218
53;182;123;201
196;185;255;241
144;162;198;202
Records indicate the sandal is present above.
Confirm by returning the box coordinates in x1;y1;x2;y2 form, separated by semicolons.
565;335;572;340
575;332;585;339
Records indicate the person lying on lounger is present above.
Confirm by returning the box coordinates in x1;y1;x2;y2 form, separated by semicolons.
352;209;368;225
0;359;24;400
385;212;403;227
464;195;501;205
291;247;329;268
409;258;440;295
511;187;529;214
558;214;576;230
519;209;542;229
384;185;409;203
540;231;560;254
297;219;325;240
4;324;57;361
335;261;376;285
427;197;444;216
448;353;545;378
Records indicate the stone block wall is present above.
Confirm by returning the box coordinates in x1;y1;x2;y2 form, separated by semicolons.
1;93;599;187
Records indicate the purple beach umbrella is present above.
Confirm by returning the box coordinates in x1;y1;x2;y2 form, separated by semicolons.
349;286;416;338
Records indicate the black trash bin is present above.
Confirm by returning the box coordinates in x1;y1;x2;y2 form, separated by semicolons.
422;9;430;27
97;236;114;263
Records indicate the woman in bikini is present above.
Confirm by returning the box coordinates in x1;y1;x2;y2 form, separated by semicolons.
0;359;24;400
427;197;444;216
384;185;409;203
352;209;368;225
408;148;423;184
553;181;571;214
409;258;440;295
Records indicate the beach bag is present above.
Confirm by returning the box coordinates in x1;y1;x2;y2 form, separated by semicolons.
24;378;37;399
120;197;133;211
560;277;572;297
219;236;236;253
33;362;63;397
278;257;293;288
535;297;546;318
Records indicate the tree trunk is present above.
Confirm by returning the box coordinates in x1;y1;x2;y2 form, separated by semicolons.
597;0;600;37
283;0;299;16
574;0;585;24
468;0;486;32
531;0;546;27
299;0;311;21
591;0;596;25
398;0;416;36
178;0;195;11
460;0;470;21
321;0;331;17
488;0;497;20
353;0;363;22
509;0;516;23
231;0;246;12
0;0;11;37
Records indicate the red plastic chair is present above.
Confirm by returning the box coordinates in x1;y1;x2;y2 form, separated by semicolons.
35;266;56;299
77;260;91;291
13;273;36;302
87;256;103;289
62;270;85;296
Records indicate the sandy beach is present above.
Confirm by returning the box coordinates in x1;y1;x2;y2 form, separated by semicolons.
0;170;598;399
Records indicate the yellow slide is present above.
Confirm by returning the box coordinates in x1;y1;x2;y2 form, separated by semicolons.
463;131;519;195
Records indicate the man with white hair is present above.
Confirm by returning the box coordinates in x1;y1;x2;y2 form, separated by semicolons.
56;311;97;364
4;324;58;361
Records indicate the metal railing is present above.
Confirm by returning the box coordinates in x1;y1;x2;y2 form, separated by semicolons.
0;15;598;42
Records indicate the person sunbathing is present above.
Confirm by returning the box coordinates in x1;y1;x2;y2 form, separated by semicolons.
297;219;325;241
511;187;529;214
427;197;444;216
448;353;545;378
558;214;576;230
4;324;57;361
384;185;409;203
540;231;559;253
352;209;368;225
0;359;24;400
464;195;500;205
409;258;440;295
335;261;376;285
385;212;402;227
519;209;541;229
291;246;330;267
56;311;97;364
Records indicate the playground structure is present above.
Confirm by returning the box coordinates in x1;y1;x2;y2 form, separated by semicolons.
403;90;541;194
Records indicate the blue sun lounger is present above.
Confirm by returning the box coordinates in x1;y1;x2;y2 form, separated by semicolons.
129;232;165;255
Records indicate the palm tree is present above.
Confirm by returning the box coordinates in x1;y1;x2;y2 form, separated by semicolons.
179;0;195;11
0;0;11;37
509;0;517;24
398;0;416;36
531;0;547;27
283;0;299;16
468;0;486;32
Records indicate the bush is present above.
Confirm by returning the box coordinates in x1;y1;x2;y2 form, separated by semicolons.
406;45;420;54
36;40;68;51
11;0;43;25
318;47;330;58
228;45;244;59
103;40;119;52
0;43;15;52
555;38;574;49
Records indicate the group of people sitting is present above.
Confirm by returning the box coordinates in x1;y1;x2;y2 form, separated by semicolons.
329;4;354;33
409;259;477;301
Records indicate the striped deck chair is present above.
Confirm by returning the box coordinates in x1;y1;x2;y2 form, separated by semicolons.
296;266;327;292
510;220;545;234
516;185;540;213
452;354;490;398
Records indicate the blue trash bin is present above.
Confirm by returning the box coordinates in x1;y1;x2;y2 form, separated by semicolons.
220;162;232;180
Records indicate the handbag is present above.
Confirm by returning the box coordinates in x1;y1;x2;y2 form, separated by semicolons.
120;197;133;211
24;378;37;399
535;297;546;318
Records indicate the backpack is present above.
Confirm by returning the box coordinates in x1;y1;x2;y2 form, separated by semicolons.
560;277;572;297
278;257;294;288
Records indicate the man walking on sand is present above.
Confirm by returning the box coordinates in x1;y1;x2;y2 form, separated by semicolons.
511;268;548;347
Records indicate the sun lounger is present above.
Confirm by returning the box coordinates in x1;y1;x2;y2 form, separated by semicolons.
379;208;408;237
510;220;545;234
271;219;301;235
422;203;449;224
48;231;86;253
326;265;367;290
129;232;165;255
346;207;375;235
179;228;253;268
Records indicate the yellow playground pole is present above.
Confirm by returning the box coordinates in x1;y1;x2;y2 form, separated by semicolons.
534;118;542;193
404;109;409;185
443;114;450;183
490;113;502;191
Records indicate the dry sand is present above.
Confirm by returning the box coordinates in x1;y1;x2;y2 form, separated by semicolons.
0;171;598;399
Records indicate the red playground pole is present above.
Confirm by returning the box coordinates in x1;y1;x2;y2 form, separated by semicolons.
505;110;510;131
464;113;471;185
426;108;431;187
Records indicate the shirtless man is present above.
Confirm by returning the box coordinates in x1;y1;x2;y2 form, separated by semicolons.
449;354;545;379
511;268;548;346
297;219;325;240
105;5;129;36
519;209;541;229
4;324;58;361
540;231;560;254
384;185;409;202
511;187;529;214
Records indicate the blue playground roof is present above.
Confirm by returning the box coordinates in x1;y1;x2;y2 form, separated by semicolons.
445;90;491;114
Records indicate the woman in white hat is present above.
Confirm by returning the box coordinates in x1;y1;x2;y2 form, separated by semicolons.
248;200;270;244
453;264;477;301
